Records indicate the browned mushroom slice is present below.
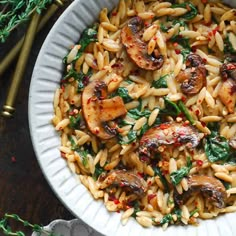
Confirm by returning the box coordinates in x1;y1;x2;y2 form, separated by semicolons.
98;170;148;198
174;175;227;208
139;122;202;159
176;54;206;95
121;17;164;71
219;62;236;113
82;80;127;139
99;97;127;122
218;79;236;113
220;62;236;81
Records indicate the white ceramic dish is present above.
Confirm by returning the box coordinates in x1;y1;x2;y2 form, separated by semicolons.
29;0;236;235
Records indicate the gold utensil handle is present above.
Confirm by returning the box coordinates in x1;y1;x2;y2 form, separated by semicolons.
0;2;63;77
2;13;41;118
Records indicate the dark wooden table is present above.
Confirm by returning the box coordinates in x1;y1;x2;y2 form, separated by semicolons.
0;3;75;235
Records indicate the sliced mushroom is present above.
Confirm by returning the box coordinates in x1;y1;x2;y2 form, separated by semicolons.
98;170;147;198
82;80;127;139
139;122;202;160
176;54;206;95
218;62;236;113
121;17;164;70
174;175;227;208
218;78;236;113
220;62;236;81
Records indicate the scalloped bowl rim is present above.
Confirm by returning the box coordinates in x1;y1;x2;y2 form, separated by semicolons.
28;0;236;235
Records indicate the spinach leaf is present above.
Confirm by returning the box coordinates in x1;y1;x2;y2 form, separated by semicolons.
204;123;230;163
76;149;89;167
171;2;198;20
170;157;192;185
119;130;137;144
127;101;151;120
178;100;195;124
160;23;169;32
69;136;77;150
159;97;181;117
131;201;141;217
93;164;105;180
77;69;92;92
224;33;236;54
62;68;92;92
63;26;98;63
69;115;81;129
205;133;230;162
151;74;168;88
153;166;169;192
114;87;133;103
190;208;199;217
139;122;149;137
173;208;182;221
160;214;173;225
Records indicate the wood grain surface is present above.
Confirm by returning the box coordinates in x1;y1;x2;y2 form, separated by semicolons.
0;3;74;235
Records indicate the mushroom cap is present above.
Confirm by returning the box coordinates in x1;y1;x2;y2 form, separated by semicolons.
139;122;202;160
174;175;227;208
121;17;164;71
176;54;207;95
98;170;148;198
82;80;127;139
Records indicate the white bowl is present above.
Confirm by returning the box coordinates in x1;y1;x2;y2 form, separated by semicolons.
29;0;236;235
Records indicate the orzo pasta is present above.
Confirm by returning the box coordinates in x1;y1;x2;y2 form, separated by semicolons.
53;0;236;229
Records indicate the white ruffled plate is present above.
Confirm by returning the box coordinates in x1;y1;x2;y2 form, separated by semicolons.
29;0;236;235
31;219;102;236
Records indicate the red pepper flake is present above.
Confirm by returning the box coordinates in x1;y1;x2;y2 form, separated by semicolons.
148;194;156;202
186;3;191;11
160;123;170;130
11;156;16;163
153;36;157;40
195;109;200;116
212;26;220;35
201;121;206;127
196;160;203;166
201;0;207;3
87;97;92;104
227;64;236;70
114;199;120;204
202;58;207;64
173;42;178;47
144;22;149;26
191;46;197;52
61;85;65;92
181;96;187;102
112;12;117;16
137;172;144;178
175;49;181;55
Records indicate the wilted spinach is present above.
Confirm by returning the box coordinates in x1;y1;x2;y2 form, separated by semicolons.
160;214;173;225
63;26;98;63
170;157;192;185
93;164;105;180
76;149;89;167
153;166;169;192
178;100;195;124
119;130;137;144
151;74;168;88
171;2;198;20
113;87;133;103
62;68;92;92
205;132;230;163
69;114;81;129
159;97;181;117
